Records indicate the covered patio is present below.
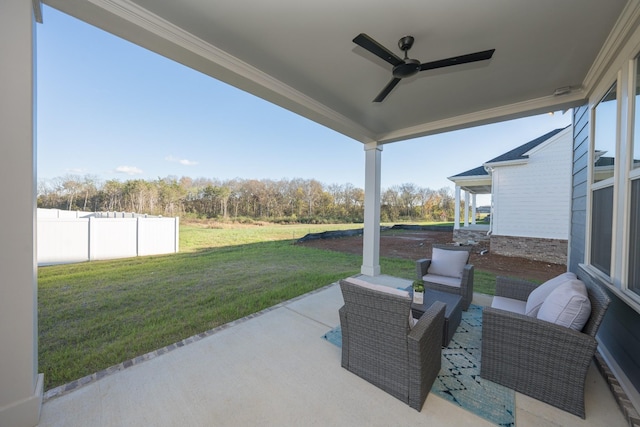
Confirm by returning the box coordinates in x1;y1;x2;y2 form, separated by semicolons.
38;280;626;427
448;166;492;244
2;1;640;426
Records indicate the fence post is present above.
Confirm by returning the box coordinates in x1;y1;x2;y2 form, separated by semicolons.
136;217;140;257
88;216;93;261
174;216;180;253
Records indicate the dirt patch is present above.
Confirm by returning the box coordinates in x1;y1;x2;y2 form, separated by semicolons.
296;229;566;282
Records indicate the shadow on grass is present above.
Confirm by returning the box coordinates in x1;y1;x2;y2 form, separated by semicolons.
38;238;497;391
38;240;362;390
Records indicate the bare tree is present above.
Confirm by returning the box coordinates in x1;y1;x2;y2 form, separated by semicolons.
61;175;82;210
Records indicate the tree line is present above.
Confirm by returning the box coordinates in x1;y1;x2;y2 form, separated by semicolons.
37;175;458;223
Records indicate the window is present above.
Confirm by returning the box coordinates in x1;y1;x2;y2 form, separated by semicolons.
629;57;640;296
590;82;617;277
629;179;640;295
594;83;617;183
591;186;614;276
634;57;640;170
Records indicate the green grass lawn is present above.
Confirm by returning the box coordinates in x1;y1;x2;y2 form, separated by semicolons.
38;222;497;391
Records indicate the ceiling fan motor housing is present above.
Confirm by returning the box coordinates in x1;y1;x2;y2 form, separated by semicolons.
393;59;421;78
393;35;420;78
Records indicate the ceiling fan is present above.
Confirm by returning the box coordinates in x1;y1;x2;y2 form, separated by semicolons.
353;33;495;102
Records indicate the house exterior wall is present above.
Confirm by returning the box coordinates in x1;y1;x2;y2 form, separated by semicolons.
571;106;640;409
569;106;589;272
489;235;567;264
489;128;572;263
491;127;572;241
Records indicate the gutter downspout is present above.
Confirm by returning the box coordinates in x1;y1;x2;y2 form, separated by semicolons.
484;165;494;236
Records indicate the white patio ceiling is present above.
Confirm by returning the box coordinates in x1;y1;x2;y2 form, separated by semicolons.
43;0;630;145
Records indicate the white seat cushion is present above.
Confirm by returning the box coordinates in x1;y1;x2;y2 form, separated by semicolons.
537;279;591;330
491;296;527;314
525;272;577;317
427;248;469;279
422;274;462;288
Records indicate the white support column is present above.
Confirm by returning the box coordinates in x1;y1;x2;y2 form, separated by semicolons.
454;186;461;230
471;194;477;225
361;142;382;277
464;191;470;227
0;1;43;426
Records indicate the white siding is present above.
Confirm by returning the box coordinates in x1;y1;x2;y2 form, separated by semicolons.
492;128;572;240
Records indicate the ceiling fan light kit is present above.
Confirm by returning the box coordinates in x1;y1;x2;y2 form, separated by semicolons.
353;33;496;102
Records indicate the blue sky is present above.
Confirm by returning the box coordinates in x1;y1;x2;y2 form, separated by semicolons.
36;5;572;204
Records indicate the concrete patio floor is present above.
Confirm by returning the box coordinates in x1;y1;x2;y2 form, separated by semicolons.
38;276;627;427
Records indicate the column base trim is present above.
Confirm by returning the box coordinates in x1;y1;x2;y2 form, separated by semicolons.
360;265;381;276
0;373;44;427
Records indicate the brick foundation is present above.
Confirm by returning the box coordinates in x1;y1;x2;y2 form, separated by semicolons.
453;228;491;245
489;235;567;264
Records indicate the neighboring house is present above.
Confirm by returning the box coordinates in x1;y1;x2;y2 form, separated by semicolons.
449;126;572;264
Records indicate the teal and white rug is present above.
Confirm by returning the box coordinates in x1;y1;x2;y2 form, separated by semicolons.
322;305;514;426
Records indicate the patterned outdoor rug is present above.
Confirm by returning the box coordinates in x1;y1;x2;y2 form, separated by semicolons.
322;305;515;426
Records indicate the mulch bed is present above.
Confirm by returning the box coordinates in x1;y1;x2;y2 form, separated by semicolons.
296;229;566;282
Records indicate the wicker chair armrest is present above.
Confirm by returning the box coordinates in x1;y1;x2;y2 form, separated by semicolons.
494;276;540;301
483;307;597;356
407;301;445;410
338;305;349;369
461;264;474;289
481;306;597;385
415;258;432;280
408;301;445;347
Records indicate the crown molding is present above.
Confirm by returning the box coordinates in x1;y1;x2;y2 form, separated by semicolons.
377;90;585;144
582;0;640;96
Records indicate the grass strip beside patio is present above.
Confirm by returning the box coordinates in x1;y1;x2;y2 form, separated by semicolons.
38;223;497;391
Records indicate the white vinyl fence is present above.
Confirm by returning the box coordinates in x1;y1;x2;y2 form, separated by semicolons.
37;209;179;265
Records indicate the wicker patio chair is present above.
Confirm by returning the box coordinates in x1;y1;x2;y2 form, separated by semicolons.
480;276;611;418
339;278;445;411
416;244;474;310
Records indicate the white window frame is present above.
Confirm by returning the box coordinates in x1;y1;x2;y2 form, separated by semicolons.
625;55;640;304
585;35;640;312
587;79;619;281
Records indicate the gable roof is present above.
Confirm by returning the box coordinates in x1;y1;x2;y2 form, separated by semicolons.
450;125;570;181
448;125;571;193
484;125;569;164
450;165;489;179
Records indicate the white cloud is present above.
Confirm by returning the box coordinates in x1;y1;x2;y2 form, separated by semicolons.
165;155;198;166
114;165;143;175
65;168;88;174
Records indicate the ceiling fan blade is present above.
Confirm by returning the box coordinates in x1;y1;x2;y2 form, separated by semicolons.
373;78;401;103
353;33;403;67
420;49;495;71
